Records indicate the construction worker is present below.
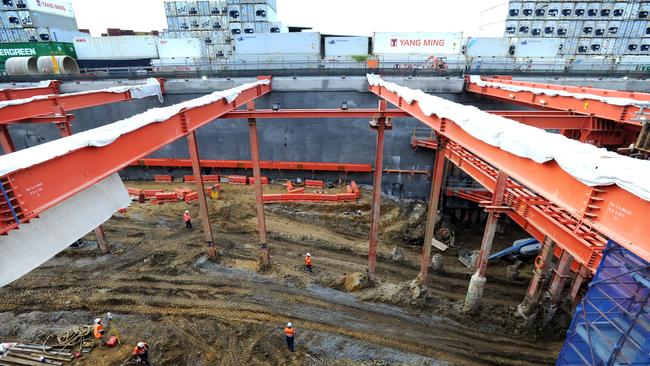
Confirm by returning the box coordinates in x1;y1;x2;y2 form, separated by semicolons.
132;341;150;366
305;253;312;272
183;210;192;229
92;318;105;347
283;322;295;352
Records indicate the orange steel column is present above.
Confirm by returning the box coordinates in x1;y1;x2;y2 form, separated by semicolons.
517;236;555;319
464;170;508;313
368;100;388;282
247;102;270;269
418;136;447;286
544;249;575;322
94;226;110;254
0;125;15;154
187;130;217;261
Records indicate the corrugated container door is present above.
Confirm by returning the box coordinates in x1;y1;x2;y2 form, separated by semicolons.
626;2;640;19
164;1;175;16
171;17;180;30
633;20;645;36
241;4;254;22
198;1;210;15
255;22;269;33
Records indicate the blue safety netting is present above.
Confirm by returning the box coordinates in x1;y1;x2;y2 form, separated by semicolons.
557;240;650;365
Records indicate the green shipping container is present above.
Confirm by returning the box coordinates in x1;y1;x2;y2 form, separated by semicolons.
0;42;77;71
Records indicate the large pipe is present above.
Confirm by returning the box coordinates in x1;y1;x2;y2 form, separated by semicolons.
5;57;39;75
36;56;80;75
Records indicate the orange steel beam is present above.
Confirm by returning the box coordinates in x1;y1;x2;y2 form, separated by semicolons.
131;158;372;173
489;111;595;130
467;76;648;127
370;83;650;272
0;77;271;235
222;109;408;119
0;81;60;101
0;80;164;125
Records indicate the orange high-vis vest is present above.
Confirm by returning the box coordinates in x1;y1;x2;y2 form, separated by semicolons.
133;343;148;356
93;324;104;339
183;212;191;222
284;327;295;337
305;256;312;266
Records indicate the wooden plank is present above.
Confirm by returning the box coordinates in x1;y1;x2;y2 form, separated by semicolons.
7;352;62;365
432;238;448;251
0;355;48;366
28;353;71;362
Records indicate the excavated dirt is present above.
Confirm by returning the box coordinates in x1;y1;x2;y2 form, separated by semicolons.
0;181;566;365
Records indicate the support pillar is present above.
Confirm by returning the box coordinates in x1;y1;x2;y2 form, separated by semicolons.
0;125;15;154
247;101;270;269
56;121;73;138
187;130;217;261
517;236;555;318
569;265;590;304
544;249;574;322
367;100;390;282
463;170;508;313
94;225;110;254
418;136;447;286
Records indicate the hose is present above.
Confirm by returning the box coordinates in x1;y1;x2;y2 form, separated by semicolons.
41;324;94;355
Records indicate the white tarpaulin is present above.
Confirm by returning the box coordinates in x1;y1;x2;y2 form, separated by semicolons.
367;74;650;201
0;79;269;177
0;173;130;287
0;78;163;110
469;75;650;107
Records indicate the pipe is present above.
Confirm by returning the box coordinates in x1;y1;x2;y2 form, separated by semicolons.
36;56;80;75
5;57;38;75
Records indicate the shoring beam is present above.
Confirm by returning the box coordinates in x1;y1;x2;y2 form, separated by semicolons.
367;100;388;282
131;158;372;173
0;77;271;235
222;109;408;119
467;76;649;127
0;81;60;101
370;82;650;271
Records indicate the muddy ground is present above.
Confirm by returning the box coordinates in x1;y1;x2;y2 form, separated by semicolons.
0;181;568;365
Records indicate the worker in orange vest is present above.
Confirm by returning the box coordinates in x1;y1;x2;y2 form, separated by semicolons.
305;253;312;272
132;341;150;366
92;318;105;347
183;210;192;229
283;322;296;352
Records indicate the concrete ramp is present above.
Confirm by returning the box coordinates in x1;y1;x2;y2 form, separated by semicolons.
0;173;130;287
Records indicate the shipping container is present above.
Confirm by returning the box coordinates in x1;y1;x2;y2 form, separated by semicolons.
18;10;31;27
198;0;210;15
178;17;189;30
531;20;543;36
506;0;521;18
600;2;613;18
581;20;595;36
49;28;88;43
164;1;176;16
210;16;221;30
560;37;579;55
1;0;15;10
187;1;198;15
5;11;20;28
199;16;210;29
574;2;588;18
228;4;240;19
521;2;534;18
505;20;517;35
624;38;640;54
24;0;74;18
587;38;603;54
229;22;242;35
512;37;561;57
254;22;269;33
543;20;556;37
176;1;189;15
240;4;254;22
560;2;573;18
547;2;561;18
242;22;255;34
234;32;320;55
324;36;369;58
254;4;276;21
157;38;204;58
209;1;220;14
372;32;463;55
586;2;600;18
72;36;159;60
269;21;282;33
595;20;608;37
24;27;38;42
0;41;76;70
533;3;546;18
211;30;225;44
465;37;510;57
640;3;650;19
607;20;621;36
517;20;532;36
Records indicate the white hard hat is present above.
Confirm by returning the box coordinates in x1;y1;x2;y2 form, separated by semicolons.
94;318;101;324
185;210;189;213
287;322;292;327
306;253;311;257
137;342;145;348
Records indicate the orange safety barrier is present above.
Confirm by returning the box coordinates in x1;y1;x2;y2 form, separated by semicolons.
228;175;248;185
305;179;324;188
248;176;269;185
153;174;173;183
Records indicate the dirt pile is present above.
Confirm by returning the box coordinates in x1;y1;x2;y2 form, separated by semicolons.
330;272;370;292
359;277;427;308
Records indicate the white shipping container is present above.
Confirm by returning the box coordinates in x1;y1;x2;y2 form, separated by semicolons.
18;11;32;27
508;1;521;18
324;36;368;57
25;0;74;18
200;16;211;30
505;20;517;35
581;20;595;37
531;21;543;36
640;3;650;19
574;2;588;18
164;1;176;16
176;1;189;15
209;1;220;14
72;36;159;60
190;17;201;29
187;1;199;15
228;5;240;19
25;28;38;42
559;2;573;19
521;2;534;17
595;21;608;37
608;20;621;36
547;2;561;18
242;22;255;34
372;32;463;55
5;11;20;28
517;21;531;36
198;0;210;15
49;28;87;43
600;2;613;18
157;38;204;58
543;21;556;37
586;3;600;18
241;4;254;22
234;32;320;55
229;22;242;35
254;22;269;33
512;38;561;57
269;21;282;33
587;38;603;54
179;17;189;30
466;37;509;57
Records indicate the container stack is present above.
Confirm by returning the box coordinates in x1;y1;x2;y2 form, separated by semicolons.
163;0;284;60
505;1;650;56
0;0;86;43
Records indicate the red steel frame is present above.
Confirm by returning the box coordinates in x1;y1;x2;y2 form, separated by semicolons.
466;76;649;127
0;77;271;235
131;158;372;173
0;80;60;101
370;83;650;274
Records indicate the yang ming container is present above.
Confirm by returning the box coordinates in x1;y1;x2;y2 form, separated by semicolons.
372;32;463;55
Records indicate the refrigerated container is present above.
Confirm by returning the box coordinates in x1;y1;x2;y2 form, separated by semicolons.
209;1;221;14
228;5;240;19
176;1;189;15
187;1;199;15
254;4;276;21
607;20;621;36
5;11;20;28
210;16;222;29
24;28;37;42
533;3;546;18
505;20;517;35
254;22;269;33
18;10;31;27
229;22;242;35
581;20;595;37
625;38;640;54
157;38;204;58
190;17;200;29
269;22;282;33
179;17;189;30
234;32;320;55
521;2;534;17
560;2;573;18
574;2;588;17
72;36;159;60
599;2;613;18
556;20;570;36
240;4;254;21
372;32;463;55
324;36;369;57
517;21;531;36
200;16;211;29
507;1;521;18
640;3;650;19
465;37;509;57
242;22;255;34
586;3;600;18
587;38;603;54
198;0;210;15
531;21;543;36
595;21;608;37
576;38;589;54
512;37;561;57
543;20;556;37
